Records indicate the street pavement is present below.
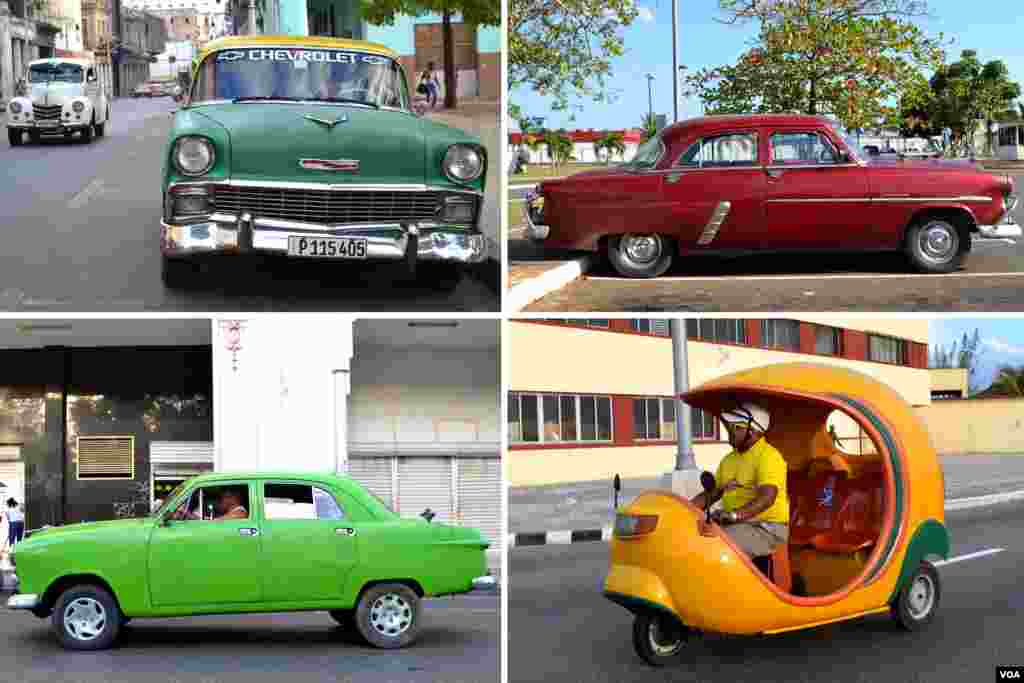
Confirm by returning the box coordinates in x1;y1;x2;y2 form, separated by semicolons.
0;97;497;311
510;172;1024;311
509;499;1024;682
0;594;499;683
510;454;1024;534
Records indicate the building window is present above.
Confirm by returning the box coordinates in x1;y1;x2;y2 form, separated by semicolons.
77;436;135;480
561;319;609;329
509;393;612;444
631;319;670;336
762;319;800;351
814;325;841;355
868;334;906;364
687;319;747;344
692;407;718;440
633;397;679;440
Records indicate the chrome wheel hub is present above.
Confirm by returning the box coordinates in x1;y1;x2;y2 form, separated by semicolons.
648;617;684;656
907;574;935;619
369;593;413;637
919;222;958;263
63;597;107;641
621;234;662;265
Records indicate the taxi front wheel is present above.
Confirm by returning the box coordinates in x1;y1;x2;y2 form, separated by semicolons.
608;234;674;278
632;613;690;667
52;584;122;651
891;561;941;631
354;583;421;649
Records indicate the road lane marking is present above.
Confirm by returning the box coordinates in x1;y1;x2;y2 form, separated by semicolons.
588;271;1024;283
934;547;1005;566
946;489;1024;510
68;179;105;209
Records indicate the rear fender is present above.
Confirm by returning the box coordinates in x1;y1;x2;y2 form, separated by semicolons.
603;563;677;620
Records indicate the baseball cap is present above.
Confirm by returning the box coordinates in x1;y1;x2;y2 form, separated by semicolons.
720;402;770;432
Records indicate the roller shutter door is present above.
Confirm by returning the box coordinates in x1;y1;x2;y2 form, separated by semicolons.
456;457;501;545
397;457;452;523
348;456;395;510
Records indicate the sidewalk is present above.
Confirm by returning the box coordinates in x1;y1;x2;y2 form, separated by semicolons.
509;454;1024;541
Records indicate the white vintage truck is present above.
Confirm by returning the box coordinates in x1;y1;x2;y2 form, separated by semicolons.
6;57;111;146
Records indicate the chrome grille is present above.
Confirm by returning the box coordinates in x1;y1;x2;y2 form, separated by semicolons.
211;186;443;225
33;104;61;121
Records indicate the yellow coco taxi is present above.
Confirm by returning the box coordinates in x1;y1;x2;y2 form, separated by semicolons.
603;362;949;666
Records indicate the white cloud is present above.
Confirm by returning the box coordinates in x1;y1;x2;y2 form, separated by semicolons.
984;338;1024;355
637;6;655;22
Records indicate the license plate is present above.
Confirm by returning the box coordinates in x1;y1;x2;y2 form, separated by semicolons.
287;236;368;259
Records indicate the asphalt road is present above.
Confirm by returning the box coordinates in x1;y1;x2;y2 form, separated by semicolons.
509;499;1024;683
0;594;499;683
0;98;498;312
511;173;1024;311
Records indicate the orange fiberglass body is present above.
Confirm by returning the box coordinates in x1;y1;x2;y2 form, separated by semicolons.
603;362;949;649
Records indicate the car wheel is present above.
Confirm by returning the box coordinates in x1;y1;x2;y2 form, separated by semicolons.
7;129;21;147
905;217;966;273
328;609;355;628
608;233;674;278
354;583;421;649
632;613;689;667
891;561;940;631
51;584;121;651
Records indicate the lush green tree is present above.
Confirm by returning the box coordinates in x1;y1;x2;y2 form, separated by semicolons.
931;328;985;394
681;0;944;130
361;0;499;109
982;365;1024;398
542;129;574;168
510;0;639;121
596;131;627;163
640;113;659;142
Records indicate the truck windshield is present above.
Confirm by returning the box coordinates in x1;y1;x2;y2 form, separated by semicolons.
626;136;664;169
29;62;83;83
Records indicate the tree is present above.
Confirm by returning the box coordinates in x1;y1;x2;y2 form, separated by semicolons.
596;131;626;163
510;0;639;121
931;328;985;394
923;50;1022;156
640;113;658;142
680;0;945;131
542;129;574;168
361;0;499;110
981;365;1024;398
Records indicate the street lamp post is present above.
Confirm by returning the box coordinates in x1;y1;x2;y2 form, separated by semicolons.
671;0;679;123
646;73;655;124
668;318;701;498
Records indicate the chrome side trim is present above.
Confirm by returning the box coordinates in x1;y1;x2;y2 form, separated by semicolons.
697;201;731;245
873;196;993;202
764;163;863;170
766;196;994;204
167;179;482;196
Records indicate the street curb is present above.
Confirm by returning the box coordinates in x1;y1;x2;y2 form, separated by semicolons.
509;182;540;190
508;488;1024;548
508;255;592;312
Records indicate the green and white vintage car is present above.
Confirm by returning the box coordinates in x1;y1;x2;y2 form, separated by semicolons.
159;36;488;288
7;472;493;651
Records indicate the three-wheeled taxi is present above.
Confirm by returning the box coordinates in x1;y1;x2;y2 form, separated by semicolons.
603;362;949;666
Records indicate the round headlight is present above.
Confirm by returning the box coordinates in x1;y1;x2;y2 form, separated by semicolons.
72;100;85;113
443;144;484;183
174;136;215;176
9;101;22;115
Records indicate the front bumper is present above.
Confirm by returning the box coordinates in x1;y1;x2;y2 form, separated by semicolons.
161;214;486;264
6;593;39;610
471;575;496;590
8;121;90;134
977;223;1022;240
523;189;550;241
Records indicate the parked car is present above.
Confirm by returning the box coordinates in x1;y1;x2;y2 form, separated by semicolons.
5;58;110;146
159;35;488;289
524;114;1019;277
6;471;493;651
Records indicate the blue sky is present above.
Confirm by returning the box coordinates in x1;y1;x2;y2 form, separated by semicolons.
929;318;1024;390
511;0;1024;132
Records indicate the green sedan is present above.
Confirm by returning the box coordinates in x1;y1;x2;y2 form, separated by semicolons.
160;35;488;289
7;472;493;651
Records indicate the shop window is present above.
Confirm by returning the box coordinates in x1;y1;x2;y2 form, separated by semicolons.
814;325;842;355
264;483;344;520
686;319;746;344
511;393;612;444
77;436;134;479
632;397;679;441
631;319;670;336
762;319;800;351
868;334;906;364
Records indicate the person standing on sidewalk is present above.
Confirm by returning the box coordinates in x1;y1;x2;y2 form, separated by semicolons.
418;62;440;109
5;499;24;549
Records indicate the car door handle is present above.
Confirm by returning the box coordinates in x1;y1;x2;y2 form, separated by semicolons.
239;527;259;537
336;527;356;537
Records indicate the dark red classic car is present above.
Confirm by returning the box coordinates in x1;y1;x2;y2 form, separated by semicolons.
524;114;1020;278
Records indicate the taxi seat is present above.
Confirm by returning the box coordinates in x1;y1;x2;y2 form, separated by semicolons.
810;472;884;554
788;470;848;548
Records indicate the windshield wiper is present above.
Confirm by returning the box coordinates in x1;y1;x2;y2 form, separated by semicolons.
232;96;305;103
316;97;380;109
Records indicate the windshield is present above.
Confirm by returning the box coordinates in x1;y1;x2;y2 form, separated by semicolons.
627;136;665;168
191;48;410;110
828;122;866;162
29;62;83;84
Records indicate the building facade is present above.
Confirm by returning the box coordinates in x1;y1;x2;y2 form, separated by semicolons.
0;0;60;106
508;129;645;165
508;318;931;487
116;7;166;94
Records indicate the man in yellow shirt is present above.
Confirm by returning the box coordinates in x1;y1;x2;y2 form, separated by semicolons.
690;402;789;559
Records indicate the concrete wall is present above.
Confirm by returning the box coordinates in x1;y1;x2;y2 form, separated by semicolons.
917;399;1024;455
930;368;969;396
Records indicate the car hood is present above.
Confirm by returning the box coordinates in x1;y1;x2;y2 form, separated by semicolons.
187;102;428;185
24;517;151;542
539;164;635;190
29;81;84;105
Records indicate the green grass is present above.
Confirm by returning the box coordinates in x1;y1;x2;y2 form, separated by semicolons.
510;163;607;182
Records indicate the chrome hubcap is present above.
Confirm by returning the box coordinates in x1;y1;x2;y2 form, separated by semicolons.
919;222;958;263
907;574;935;619
621;234;663;265
63;597;107;641
369;593;413;637
648;617;684;656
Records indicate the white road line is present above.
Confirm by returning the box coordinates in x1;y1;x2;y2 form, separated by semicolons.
934;547;1005;566
945;489;1024;510
589;271;1024;283
509;183;538;190
67;179;105;209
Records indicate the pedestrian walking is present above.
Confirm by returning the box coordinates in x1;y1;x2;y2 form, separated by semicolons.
5;499;24;549
417;62;441;109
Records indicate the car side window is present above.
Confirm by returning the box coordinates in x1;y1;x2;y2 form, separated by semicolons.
676;133;757;168
770;132;838;165
167;484;250;521
264;483;346;520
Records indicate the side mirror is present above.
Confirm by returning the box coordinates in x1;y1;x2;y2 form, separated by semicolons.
613;473;621;510
420;508;435;522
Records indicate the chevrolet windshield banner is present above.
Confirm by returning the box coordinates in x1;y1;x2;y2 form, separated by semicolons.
216;49;390;66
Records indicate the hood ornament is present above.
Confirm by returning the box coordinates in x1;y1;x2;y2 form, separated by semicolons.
304;113;348;129
299;159;360;172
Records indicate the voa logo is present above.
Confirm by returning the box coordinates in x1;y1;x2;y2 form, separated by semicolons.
999;672;1021;680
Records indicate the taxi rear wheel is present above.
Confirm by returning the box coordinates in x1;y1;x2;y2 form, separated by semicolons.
632;613;689;667
51;584;121;651
905;217;966;273
354;583;421;649
891;561;940;631
608;234;674;278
